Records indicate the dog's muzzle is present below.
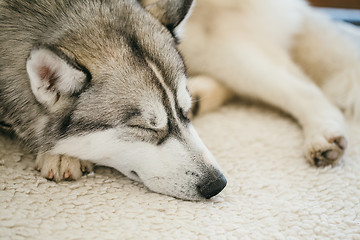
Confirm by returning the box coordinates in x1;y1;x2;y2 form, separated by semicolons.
197;170;227;199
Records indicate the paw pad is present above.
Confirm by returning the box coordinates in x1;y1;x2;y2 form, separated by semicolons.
311;136;347;167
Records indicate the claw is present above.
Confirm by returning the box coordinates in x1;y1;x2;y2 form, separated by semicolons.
64;170;72;179
48;170;54;179
311;135;347;167
36;153;93;181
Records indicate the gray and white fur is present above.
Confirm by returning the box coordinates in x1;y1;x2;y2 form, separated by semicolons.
0;0;226;200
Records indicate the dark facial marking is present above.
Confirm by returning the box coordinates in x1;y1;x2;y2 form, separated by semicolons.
175;100;190;124
59;112;72;136
121;108;142;125
58;109;112;138
191;96;200;118
66;119;113;135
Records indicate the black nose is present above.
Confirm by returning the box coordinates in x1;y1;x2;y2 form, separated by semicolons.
198;173;227;199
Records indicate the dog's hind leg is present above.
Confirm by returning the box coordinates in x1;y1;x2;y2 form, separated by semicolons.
188;75;235;118
35;152;93;182
193;42;347;166
292;9;360;120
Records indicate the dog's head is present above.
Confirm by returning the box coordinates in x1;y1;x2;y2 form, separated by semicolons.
25;0;226;200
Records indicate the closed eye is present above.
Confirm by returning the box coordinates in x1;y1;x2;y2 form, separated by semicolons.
129;125;159;134
129;123;169;136
128;124;169;145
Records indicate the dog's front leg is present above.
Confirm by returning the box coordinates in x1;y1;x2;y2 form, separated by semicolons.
35;152;93;182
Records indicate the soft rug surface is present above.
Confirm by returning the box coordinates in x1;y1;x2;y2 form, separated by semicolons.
1;101;360;239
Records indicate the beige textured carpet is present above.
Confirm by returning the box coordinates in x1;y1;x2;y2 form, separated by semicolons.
1;101;360;239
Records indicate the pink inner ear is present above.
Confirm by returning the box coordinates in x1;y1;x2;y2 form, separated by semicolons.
39;66;59;90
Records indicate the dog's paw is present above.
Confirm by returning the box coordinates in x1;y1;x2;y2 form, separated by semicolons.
305;132;347;167
188;75;234;119
35;152;93;182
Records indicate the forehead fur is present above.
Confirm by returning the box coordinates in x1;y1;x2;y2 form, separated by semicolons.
56;0;185;79
140;96;168;130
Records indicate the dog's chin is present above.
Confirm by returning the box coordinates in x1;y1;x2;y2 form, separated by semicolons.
172;194;204;201
125;174;204;201
154;189;205;201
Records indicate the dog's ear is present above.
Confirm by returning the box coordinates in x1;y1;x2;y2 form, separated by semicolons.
139;0;194;38
26;46;89;109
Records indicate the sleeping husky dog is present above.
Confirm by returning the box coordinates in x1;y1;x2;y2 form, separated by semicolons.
0;0;359;200
0;0;226;200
